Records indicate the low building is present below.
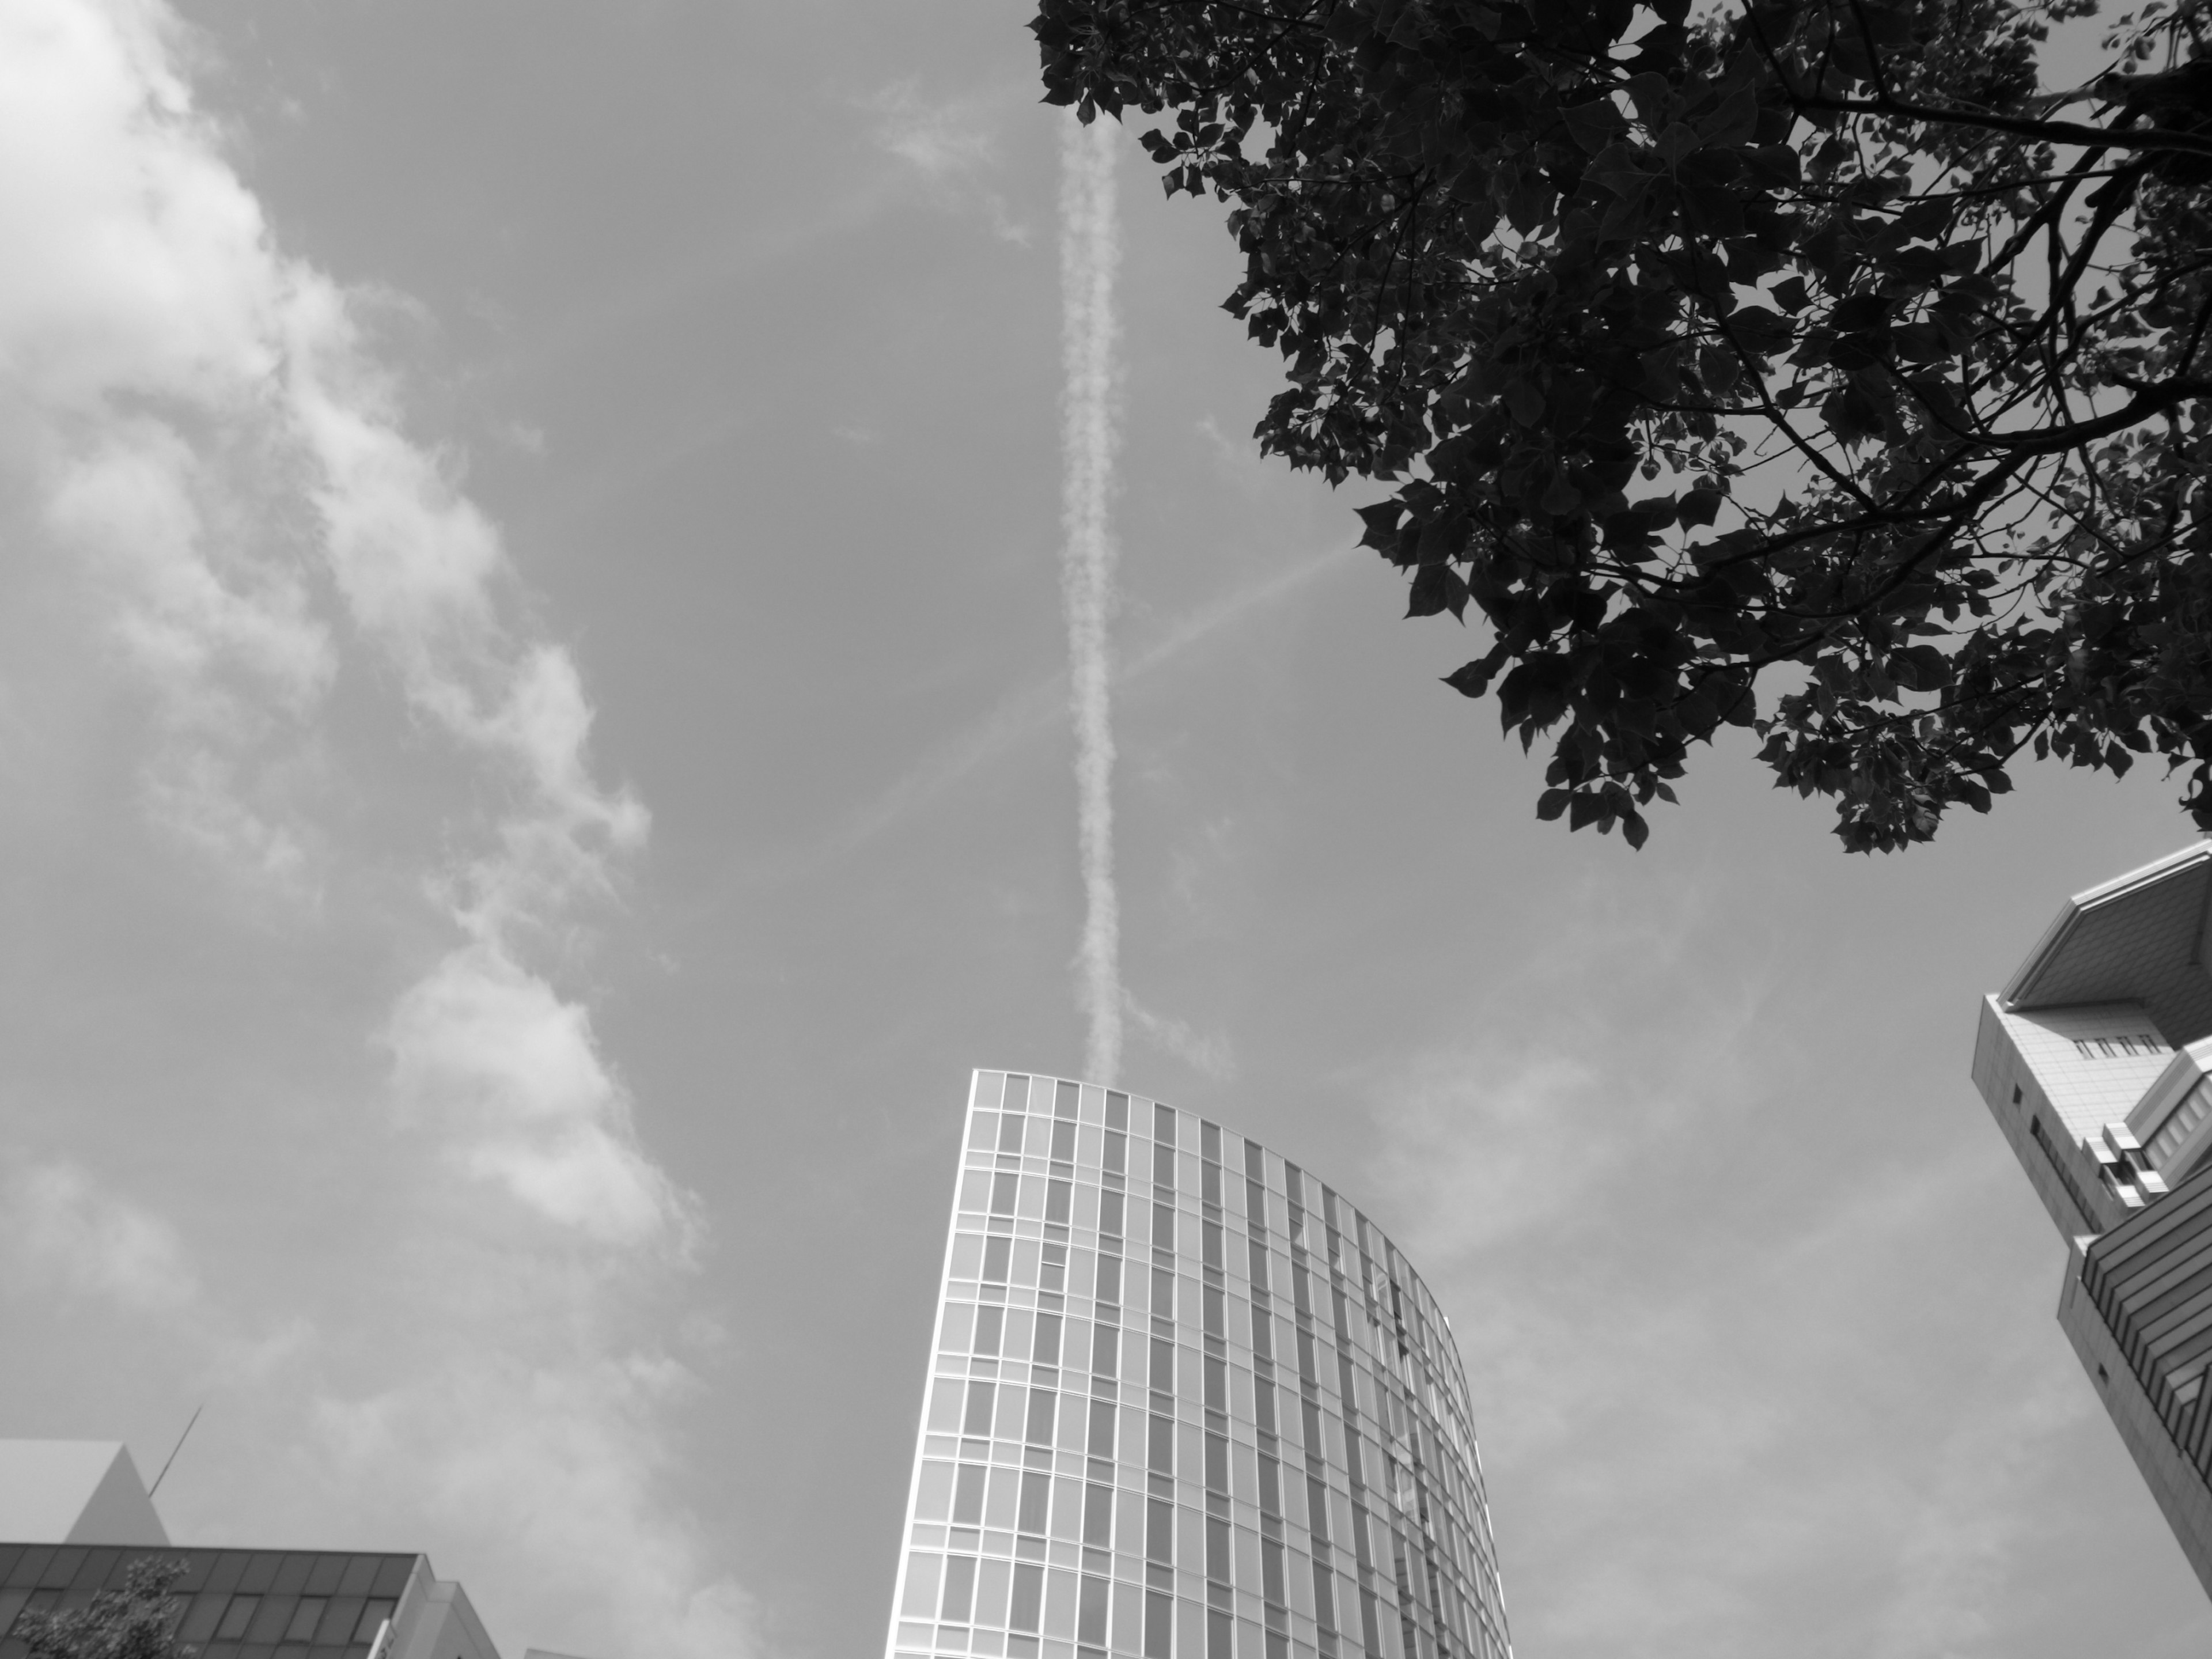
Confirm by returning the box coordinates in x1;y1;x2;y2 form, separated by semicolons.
1974;842;2212;1597
0;1440;499;1659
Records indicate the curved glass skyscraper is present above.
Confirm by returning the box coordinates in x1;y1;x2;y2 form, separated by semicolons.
884;1071;1510;1659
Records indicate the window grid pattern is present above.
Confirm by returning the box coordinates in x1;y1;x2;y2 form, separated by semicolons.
885;1071;1511;1659
0;1547;418;1659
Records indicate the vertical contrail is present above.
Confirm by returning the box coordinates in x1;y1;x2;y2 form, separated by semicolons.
1059;113;1123;1086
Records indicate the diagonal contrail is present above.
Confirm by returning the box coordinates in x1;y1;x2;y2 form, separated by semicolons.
1059;113;1124;1086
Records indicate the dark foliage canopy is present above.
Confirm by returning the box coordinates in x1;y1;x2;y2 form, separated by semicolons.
1035;0;2212;849
12;1562;192;1659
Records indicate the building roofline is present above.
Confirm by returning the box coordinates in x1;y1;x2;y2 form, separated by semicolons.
2002;841;2212;1009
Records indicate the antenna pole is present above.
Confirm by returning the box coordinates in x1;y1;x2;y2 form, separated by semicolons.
149;1403;203;1498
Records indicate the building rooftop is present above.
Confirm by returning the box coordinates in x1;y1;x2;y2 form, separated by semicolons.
2001;840;2212;1043
0;1444;166;1548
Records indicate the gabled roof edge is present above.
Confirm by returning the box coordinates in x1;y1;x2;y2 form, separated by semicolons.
2002;840;2212;1009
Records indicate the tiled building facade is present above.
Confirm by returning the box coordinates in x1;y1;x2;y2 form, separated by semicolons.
884;1071;1509;1659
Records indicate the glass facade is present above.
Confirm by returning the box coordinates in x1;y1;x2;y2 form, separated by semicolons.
884;1071;1510;1659
0;1546;421;1659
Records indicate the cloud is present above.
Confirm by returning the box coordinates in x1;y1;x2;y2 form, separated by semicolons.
388;942;689;1249
1126;993;1236;1080
313;1347;754;1659
1059;112;1123;1085
873;79;997;180
871;79;1033;245
0;2;737;1653
0;1160;200;1311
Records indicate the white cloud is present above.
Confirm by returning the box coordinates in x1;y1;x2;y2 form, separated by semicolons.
1126;993;1235;1080
870;79;1033;245
0;3;734;1653
0;1160;200;1311
314;1349;754;1659
389;942;690;1249
873;79;997;181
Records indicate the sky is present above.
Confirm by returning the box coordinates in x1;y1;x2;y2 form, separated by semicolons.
0;3;2208;1659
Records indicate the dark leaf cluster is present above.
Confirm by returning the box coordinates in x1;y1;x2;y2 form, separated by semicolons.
1034;0;2212;849
12;1562;195;1659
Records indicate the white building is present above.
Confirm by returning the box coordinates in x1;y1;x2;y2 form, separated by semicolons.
883;1072;1509;1659
1974;842;2212;1596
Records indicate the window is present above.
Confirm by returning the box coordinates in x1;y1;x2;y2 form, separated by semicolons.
940;1556;977;1622
1148;1415;1175;1474
1093;1328;1119;1380
1146;1498;1175;1563
1052;1120;1077;1161
983;1237;1012;1284
217;1597;259;1641
999;1113;1027;1154
1099;1191;1124;1238
1087;1399;1116;1457
1032;1313;1062;1365
2149;1078;2212;1168
950;1464;986;1525
1095;1256;1122;1304
1027;1390;1058;1445
915;1463;955;1522
902;1554;942;1619
1083;1483;1114;1547
1150;1338;1175;1392
1018;1472;1052;1535
1010;1565;1045;1633
963;1382;996;1437
1145;1590;1172;1659
286;1599;324;1642
1078;1575;1109;1646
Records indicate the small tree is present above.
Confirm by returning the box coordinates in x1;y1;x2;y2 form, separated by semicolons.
1035;0;2212;849
12;1562;193;1659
